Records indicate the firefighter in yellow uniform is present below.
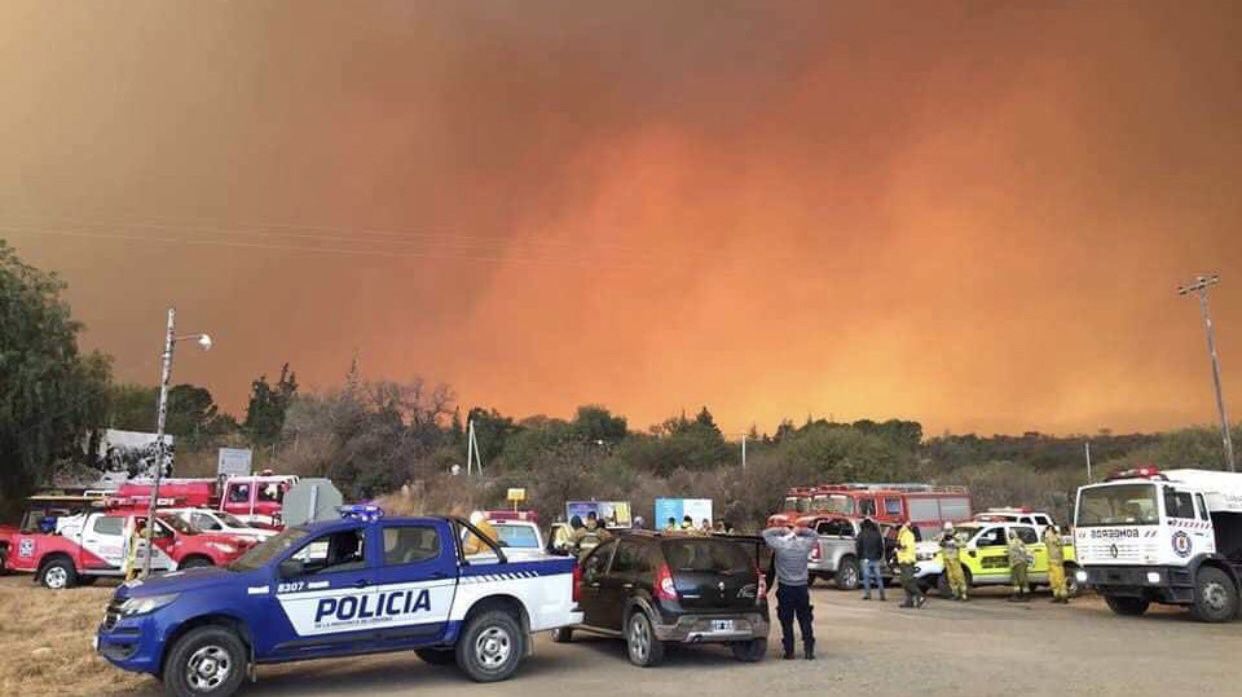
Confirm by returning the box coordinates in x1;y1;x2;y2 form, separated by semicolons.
463;511;499;555
123;519;146;582
1044;524;1070;604
939;522;969;601
897;520;926;608
1007;530;1032;602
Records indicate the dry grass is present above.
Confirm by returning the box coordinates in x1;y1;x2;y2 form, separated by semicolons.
0;576;152;697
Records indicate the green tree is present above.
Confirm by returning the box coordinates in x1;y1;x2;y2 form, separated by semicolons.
0;240;112;515
572;404;628;444
244;363;298;446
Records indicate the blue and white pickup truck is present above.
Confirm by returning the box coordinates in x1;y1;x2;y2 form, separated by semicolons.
95;507;581;697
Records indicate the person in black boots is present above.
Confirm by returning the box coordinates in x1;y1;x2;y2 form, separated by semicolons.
762;524;818;660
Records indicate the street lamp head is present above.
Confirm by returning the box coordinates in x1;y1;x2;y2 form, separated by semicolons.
197;334;213;351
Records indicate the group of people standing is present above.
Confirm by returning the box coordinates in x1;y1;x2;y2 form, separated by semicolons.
763;515;1074;659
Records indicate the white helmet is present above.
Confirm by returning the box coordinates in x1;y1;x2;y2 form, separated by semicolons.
469;511;486;526
943;521;955;531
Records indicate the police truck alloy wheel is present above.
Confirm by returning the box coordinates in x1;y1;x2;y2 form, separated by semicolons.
163;626;247;697
456;610;524;682
40;558;76;590
625;611;664;667
1192;567;1239;623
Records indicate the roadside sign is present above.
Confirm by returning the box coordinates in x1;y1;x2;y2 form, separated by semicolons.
507;488;526;503
217;448;253;478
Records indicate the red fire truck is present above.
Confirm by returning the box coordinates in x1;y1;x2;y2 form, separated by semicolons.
769;482;972;539
3;496;258;589
116;472;298;527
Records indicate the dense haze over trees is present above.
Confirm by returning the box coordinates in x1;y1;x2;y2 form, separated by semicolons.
1;240;1238;524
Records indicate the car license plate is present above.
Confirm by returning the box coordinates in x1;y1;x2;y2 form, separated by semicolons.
711;620;735;632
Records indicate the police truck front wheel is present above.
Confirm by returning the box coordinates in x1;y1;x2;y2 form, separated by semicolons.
1191;566;1239;623
163;626;247;697
40;557;77;590
1103;594;1149;617
456;610;525;682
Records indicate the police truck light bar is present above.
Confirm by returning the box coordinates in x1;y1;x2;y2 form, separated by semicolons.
338;504;384;522
1106;467;1164;482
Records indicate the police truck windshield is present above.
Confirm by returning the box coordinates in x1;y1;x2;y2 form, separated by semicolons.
783;497;810;513
228;526;310;571
1076;483;1159;527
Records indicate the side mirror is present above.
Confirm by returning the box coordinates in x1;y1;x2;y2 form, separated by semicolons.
278;559;303;579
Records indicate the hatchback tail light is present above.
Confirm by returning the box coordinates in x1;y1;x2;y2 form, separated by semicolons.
572;563;583;604
654;563;678;601
809;544;821;562
756;566;767;604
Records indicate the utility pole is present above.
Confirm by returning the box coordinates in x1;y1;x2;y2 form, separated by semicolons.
741;434;747;470
1178;274;1236;472
143;309;176;577
1084;441;1093;484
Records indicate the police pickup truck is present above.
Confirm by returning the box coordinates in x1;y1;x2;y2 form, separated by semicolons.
96;506;581;697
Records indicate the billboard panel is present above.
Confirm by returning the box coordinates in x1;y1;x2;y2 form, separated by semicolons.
654;498;713;530
564;500;633;529
96;429;174;482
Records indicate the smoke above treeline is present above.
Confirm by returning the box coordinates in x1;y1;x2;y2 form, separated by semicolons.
2;1;1240;435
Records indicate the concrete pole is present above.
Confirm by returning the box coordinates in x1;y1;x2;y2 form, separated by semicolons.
143;308;176;577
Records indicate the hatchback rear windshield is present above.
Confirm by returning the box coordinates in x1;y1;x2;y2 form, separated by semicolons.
661;539;753;574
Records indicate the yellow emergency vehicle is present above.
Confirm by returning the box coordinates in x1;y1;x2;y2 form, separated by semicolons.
914;521;1080;598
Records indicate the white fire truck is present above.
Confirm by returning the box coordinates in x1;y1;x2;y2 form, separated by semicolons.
1074;467;1242;622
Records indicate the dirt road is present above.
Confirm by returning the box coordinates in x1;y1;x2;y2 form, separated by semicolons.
103;586;1236;697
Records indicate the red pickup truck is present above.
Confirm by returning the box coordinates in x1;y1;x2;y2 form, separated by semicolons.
5;506;257;589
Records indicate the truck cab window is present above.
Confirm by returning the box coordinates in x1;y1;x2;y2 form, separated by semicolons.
383;526;440;566
1015;527;1038;544
293;529;367;574
1163;489;1196;520
976;528;1005;547
93;516;124;536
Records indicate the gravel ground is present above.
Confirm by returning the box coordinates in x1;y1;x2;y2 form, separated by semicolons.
85;583;1239;697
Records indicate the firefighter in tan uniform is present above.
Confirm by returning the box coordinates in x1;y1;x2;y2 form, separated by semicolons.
1007;530;1032;602
939;522;969;601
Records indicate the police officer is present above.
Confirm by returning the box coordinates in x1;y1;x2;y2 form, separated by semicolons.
896;519;926;608
1044;524;1069;604
570;511;611;559
939;521;968;601
762;524;818;660
1007;529;1032;602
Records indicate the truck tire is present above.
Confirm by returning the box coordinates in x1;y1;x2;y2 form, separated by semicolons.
180;556;214;569
835;557;860;591
1063;564;1081;598
550;626;573;643
730;638;767;662
1191;566;1238;623
40;557;77;590
625;610;665;667
1103;594;1149;617
416;648;457;666
162;626;247;697
456;610;525;682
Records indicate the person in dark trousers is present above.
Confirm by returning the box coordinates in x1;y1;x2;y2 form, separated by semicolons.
856;516;886;601
762;524;818;660
896;519;926;608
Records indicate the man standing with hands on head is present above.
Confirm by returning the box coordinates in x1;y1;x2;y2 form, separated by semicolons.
762;523;818;660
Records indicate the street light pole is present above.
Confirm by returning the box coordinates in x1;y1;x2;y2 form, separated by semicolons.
1178;274;1236;472
141;308;213;578
143;308;177;577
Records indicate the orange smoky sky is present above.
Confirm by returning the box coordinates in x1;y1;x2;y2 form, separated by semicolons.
2;1;1241;436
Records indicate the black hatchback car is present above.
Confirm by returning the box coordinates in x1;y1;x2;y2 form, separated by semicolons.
554;532;770;666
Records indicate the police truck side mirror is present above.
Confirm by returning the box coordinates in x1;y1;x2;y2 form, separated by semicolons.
278;559;304;578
